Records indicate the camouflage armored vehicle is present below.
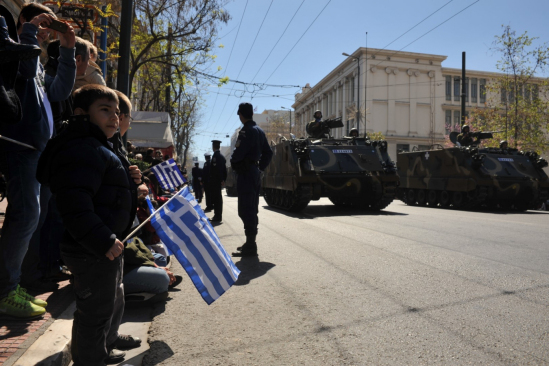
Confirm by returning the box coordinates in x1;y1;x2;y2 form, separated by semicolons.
262;118;399;211
224;165;237;197
396;132;549;210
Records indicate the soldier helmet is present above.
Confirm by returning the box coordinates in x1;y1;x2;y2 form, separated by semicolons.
314;110;322;117
461;124;470;133
349;128;359;137
500;140;508;148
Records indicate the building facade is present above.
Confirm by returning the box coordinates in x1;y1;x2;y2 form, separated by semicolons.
291;47;505;158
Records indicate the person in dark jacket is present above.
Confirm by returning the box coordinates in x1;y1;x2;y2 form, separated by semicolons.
191;162;203;203
36;85;138;365
0;3;76;320
21;36;90;292
203;153;213;212
209;140;227;223
230;103;273;257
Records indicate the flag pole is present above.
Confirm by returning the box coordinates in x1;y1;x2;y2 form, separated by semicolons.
122;184;187;243
0;135;36;150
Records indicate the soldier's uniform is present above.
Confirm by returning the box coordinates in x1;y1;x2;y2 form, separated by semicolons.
191;163;203;203
231;103;273;257
209;140;227;222
202;154;212;211
457;133;474;146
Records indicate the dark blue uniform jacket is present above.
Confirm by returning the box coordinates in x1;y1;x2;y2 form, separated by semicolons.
230;120;273;171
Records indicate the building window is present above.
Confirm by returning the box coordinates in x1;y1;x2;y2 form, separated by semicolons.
445;110;452;134
445;76;451;101
471;78;478;103
454;110;461;131
397;144;410;153
454;76;460;101
480;79;486;103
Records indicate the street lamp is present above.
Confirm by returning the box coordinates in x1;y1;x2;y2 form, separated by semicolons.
281;106;292;135
342;52;360;135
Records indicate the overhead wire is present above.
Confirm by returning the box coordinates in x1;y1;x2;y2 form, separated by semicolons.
202;0;249;147
249;0;306;83
262;0;332;84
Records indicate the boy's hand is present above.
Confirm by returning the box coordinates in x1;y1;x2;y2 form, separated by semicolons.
105;239;124;260
59;24;75;49
161;267;176;285
129;165;142;184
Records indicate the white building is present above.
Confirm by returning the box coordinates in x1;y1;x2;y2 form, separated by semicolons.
292;47;506;158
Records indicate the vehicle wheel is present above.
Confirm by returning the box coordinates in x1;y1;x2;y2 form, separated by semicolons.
427;190;438;206
406;189;416;206
439;190;450;207
416;190;426;206
452;191;465;208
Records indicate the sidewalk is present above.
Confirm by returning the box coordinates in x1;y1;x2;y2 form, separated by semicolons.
0;199;153;366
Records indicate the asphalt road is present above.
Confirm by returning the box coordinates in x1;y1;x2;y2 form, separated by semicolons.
144;194;549;365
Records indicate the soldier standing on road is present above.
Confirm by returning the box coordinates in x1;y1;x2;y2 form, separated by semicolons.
191;162;203;203
209;140;227;223
203;153;212;212
230;103;273;257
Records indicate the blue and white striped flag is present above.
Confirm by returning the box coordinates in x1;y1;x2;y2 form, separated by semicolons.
150;186;240;304
144;196;173;256
151;159;186;191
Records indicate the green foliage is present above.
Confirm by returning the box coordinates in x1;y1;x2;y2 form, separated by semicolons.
472;25;549;153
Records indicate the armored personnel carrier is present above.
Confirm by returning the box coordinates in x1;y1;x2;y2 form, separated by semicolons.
262;118;399;211
396;132;549;210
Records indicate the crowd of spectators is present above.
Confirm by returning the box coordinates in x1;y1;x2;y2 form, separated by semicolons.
0;4;180;364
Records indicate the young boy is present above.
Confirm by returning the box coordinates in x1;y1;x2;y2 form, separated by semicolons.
37;84;138;365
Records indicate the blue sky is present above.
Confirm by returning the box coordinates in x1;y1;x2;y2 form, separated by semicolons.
190;0;549;159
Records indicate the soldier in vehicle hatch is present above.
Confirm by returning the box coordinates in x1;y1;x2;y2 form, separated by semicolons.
306;110;328;139
457;125;475;146
349;128;359;138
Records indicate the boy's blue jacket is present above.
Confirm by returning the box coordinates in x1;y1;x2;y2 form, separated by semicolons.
36;115;137;258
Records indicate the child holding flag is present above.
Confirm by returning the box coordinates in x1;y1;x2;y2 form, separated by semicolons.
37;85;141;365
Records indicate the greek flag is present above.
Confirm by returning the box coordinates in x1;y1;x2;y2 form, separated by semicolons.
150;186;240;304
151;159;186;190
144;196;173;256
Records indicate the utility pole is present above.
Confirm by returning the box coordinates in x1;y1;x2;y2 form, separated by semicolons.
365;32;367;133
117;0;133;147
461;51;466;126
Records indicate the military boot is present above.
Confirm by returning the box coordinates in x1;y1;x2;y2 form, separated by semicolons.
233;235;257;257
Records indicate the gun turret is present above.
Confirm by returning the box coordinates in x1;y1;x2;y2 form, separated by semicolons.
306;117;344;139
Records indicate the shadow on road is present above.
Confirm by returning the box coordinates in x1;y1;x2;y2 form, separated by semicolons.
141;340;174;365
233;257;275;286
262;204;407;219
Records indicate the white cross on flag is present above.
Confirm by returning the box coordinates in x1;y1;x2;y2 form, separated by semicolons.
151;159;186;190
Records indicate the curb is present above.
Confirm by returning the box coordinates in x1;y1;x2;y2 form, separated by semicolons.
7;302;74;366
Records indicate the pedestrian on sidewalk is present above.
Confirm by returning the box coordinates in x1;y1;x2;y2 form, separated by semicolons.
36;85;140;365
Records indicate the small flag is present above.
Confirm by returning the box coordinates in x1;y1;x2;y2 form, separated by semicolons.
143;196;173;256
145;195;155;214
151;159;186;191
150;187;240;304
